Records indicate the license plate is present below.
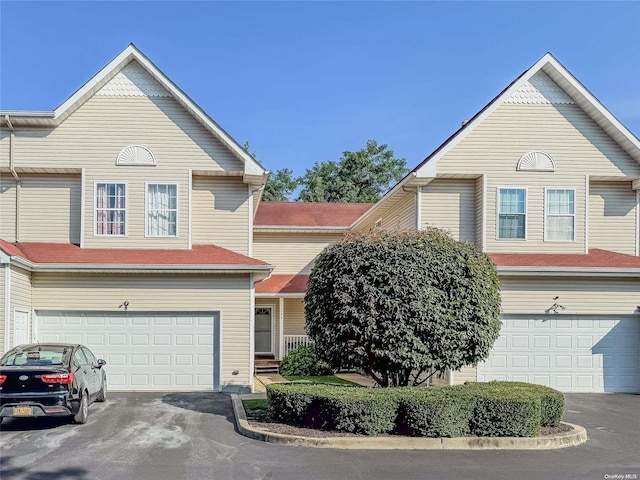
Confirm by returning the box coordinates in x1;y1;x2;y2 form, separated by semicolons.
13;406;33;416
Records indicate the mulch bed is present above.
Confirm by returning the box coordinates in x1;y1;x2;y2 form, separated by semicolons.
245;409;574;439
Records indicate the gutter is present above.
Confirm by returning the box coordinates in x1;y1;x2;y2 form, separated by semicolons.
254;226;349;234
5;115;20;241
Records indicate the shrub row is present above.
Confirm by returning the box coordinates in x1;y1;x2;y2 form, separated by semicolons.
266;381;565;437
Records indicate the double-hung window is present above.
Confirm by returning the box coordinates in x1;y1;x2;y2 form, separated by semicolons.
545;188;575;241
497;188;526;239
95;183;127;236
146;183;178;237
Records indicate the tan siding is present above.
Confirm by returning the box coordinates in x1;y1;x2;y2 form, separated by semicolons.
0;266;5;354
379;193;416;231
283;298;306;335
475;177;484;247
589;181;637;255
435;103;640;254
253;232;342;275
192;177;250;254
421;179;476;243
10;266;32;348
20;174;81;244
500;276;640;315
32;272;253;388
0;178;16;241
0;131;9;170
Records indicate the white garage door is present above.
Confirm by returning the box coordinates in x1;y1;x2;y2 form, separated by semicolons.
36;311;220;391
478;315;640;393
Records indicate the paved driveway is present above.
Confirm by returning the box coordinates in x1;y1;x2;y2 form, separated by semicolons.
0;392;638;480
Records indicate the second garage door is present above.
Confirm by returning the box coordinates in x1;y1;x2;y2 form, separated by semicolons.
477;314;640;393
36;311;220;391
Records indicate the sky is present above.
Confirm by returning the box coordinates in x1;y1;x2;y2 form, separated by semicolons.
1;1;639;177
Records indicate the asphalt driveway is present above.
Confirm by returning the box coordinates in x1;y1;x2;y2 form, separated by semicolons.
0;392;638;480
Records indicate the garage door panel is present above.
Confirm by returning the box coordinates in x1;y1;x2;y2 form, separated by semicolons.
478;315;640;393
36;311;220;391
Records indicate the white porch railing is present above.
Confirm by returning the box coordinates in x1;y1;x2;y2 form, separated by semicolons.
283;335;312;357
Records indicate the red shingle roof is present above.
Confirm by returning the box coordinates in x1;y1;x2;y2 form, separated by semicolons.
0;241;269;267
255;274;309;294
489;249;640;269
255;202;372;227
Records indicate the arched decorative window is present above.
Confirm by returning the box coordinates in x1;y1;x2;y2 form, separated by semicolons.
116;145;156;166
516;151;555;172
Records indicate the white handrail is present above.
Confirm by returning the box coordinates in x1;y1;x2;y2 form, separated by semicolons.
282;335;312;357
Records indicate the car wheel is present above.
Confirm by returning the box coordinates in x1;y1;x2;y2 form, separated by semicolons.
73;392;89;424
96;376;107;402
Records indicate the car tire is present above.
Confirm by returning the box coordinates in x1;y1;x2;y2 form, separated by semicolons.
73;392;89;424
96;376;107;402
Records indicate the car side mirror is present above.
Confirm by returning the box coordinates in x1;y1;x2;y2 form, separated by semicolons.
97;359;107;368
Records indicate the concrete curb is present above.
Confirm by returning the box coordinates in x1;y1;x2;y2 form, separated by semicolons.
231;395;588;450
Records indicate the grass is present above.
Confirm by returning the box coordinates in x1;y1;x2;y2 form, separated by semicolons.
282;375;358;386
242;399;269;411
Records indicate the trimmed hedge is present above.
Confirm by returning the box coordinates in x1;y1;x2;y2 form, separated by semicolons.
279;346;333;377
266;381;564;437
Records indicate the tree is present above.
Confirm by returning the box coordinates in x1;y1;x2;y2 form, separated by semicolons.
304;228;502;387
263;168;300;201
297;140;407;203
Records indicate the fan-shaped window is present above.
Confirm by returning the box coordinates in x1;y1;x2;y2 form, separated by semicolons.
516;151;555;172
117;145;156;166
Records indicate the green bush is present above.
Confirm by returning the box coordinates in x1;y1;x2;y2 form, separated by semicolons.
266;381;564;437
279;345;333;376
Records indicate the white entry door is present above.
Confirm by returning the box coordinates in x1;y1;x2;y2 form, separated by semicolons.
36;311;221;391
13;310;30;346
255;307;273;354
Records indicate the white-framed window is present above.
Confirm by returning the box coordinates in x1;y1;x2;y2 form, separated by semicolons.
545;188;575;242
146;183;178;237
497;188;527;239
95;182;127;236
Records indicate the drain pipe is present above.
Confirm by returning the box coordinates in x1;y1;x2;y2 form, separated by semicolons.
5;115;20;242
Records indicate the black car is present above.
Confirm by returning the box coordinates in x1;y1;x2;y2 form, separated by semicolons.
0;343;107;424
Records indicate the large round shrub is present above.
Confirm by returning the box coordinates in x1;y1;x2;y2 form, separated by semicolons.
279;346;333;376
304;228;501;387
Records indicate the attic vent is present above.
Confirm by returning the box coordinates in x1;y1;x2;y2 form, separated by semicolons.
516;151;555;172
117;145;156;166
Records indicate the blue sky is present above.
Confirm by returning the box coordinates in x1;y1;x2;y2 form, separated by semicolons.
1;1;639;176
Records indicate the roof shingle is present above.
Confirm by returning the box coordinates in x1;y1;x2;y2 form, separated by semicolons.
255;202;372;227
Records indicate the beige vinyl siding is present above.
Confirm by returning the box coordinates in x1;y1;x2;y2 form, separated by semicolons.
283;298;306;335
32;272;253;388
9;266;32;348
19;174;81;244
0;178;16;241
421;179;477;243
255;298;280;358
475;177;484;248
253;232;343;275
352;192;415;232
191;177;250;254
0;131;9;170
455;365;477;384
0;265;5;353
500;276;640;315
434;103;640;254
589;181;637;255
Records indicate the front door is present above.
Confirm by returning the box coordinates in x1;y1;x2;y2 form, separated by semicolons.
255;308;273;354
13;310;30;347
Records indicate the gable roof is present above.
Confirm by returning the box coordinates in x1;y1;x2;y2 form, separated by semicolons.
352;53;640;229
0;241;272;276
255;274;309;295
0;44;267;180
255;202;373;229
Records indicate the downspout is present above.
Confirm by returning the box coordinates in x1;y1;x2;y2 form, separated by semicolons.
5;115;20;242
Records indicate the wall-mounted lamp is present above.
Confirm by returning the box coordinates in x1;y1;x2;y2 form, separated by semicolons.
119;300;129;311
545;296;565;314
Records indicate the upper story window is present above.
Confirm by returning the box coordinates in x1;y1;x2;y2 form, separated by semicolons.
498;188;526;239
95;183;127;236
146;183;178;237
545;188;575;242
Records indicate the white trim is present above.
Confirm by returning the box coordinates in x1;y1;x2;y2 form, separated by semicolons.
481;174;487;252
144;182;179;238
116;145;156;166
544;187;576;243
93;181;128;237
516;151;556;172
12;309;29;346
416;187;422;230
636;190;640;257
278;297;284;360
255;293;306;299
188;170;193;249
248;186;253;257
216;310;222;392
80;168;85;248
496;187;528;241
249;274;255;390
254;304;275;355
31;309;38;345
448;369;455;386
585;176;590;254
253;226;350;233
497;266;640;277
4;265;10;352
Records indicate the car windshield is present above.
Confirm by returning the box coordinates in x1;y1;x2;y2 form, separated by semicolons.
0;346;71;367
